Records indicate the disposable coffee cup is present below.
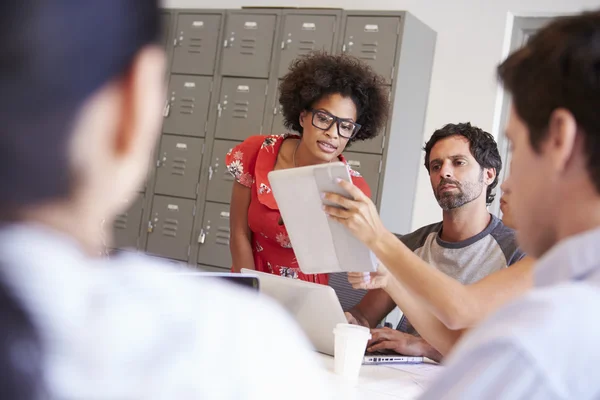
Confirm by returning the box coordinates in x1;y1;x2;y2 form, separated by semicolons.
332;323;371;380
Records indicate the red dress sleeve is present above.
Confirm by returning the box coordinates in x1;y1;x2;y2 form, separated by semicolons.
225;135;265;188
350;174;372;199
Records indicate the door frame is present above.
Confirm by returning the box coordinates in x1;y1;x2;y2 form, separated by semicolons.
490;15;555;217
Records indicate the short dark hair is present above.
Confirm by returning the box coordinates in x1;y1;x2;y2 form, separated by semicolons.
279;52;389;143
498;10;600;193
424;122;502;204
0;1;160;214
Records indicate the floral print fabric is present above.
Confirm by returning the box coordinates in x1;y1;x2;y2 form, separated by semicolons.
226;134;371;284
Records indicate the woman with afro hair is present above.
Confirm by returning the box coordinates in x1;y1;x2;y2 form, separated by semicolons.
226;52;389;284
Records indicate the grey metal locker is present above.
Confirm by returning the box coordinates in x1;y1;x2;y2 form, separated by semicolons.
215;78;268;141
270;103;286;134
206;139;242;204
344;151;382;202
154;135;204;199
145;195;196;261
112;194;144;250
348;130;385;155
220;13;277;78
342;17;401;84
171;13;222;75
347;86;391;154
277;14;337;78
161;12;172;48
163;75;212;137
269;81;291;134
148;255;191;269
197;202;232;269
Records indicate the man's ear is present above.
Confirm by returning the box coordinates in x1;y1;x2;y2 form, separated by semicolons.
545;108;578;173
113;71;135;156
113;46;166;158
484;167;496;186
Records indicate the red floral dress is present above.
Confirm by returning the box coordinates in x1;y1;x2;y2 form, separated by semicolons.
226;134;371;285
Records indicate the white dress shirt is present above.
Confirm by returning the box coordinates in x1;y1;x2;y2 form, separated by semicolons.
420;226;600;399
0;223;331;399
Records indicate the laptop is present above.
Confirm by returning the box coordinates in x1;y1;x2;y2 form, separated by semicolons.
242;269;423;365
174;271;259;291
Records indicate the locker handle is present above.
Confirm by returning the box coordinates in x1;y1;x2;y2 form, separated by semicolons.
208;165;214;181
173;38;178;47
198;229;206;244
147;220;154;233
163;101;171;117
217;103;222;118
342;43;346;52
281;40;285;50
223;39;228;48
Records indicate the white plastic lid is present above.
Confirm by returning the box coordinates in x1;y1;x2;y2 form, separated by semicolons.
333;323;372;339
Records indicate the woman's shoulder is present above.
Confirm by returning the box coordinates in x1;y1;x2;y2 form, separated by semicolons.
230;134;293;161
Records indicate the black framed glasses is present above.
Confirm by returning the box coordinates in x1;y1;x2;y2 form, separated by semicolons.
309;109;362;139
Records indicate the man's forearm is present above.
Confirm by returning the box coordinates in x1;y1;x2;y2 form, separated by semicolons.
383;276;464;356
417;337;443;363
373;231;477;333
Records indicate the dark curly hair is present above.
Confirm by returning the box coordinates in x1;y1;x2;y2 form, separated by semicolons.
423;122;502;205
279;52;389;143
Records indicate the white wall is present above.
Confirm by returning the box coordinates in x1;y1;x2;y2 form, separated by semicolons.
163;0;599;231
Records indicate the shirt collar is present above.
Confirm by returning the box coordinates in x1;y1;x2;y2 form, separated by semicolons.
534;225;600;287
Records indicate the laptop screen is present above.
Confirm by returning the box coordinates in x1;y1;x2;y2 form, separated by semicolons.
214;275;259;291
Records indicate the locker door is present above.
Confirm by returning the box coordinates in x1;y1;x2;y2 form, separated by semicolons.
220;14;276;78
215;78;268;141
348;128;385;154
198;264;230;273
343;152;382;202
270;103;287;134
112;194;144;250
342;17;401;84
163;75;212;137
161;12;172;48
277;15;337;78
154;135;204;199
347;86;391;154
269;81;295;135
197;202;232;269
206;140;242;204
172;14;222;75
145;195;196;261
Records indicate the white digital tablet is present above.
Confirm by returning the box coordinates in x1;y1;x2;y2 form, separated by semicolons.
268;162;378;274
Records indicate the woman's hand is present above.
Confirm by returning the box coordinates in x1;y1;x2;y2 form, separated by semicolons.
348;263;391;290
322;179;388;248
